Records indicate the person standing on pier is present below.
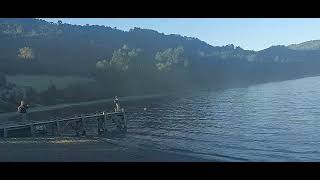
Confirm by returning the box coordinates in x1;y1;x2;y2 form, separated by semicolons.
114;96;120;112
17;100;29;121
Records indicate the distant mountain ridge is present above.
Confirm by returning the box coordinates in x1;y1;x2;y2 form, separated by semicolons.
287;40;320;51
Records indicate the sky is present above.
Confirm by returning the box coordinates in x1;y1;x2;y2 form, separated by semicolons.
41;18;320;51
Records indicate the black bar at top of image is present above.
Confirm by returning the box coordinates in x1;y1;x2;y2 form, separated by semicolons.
1;0;319;18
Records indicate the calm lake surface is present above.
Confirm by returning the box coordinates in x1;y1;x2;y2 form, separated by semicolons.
120;76;320;161
2;76;320;161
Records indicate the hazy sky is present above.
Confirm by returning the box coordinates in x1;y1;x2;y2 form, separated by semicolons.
41;18;320;51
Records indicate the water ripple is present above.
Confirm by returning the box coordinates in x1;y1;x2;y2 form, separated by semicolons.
123;76;320;161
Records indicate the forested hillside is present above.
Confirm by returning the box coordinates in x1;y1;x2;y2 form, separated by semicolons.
1;18;320;112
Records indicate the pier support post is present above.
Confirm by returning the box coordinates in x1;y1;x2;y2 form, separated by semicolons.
56;121;61;136
123;111;127;132
30;125;35;137
4;128;8;138
103;112;107;133
81;114;86;136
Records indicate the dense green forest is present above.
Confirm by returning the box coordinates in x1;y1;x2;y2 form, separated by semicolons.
1;18;320;112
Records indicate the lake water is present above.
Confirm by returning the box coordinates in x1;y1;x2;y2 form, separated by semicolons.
119;76;320;161
2;76;320;161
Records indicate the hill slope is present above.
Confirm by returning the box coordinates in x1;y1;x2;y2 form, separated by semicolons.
288;40;320;51
1;18;320;112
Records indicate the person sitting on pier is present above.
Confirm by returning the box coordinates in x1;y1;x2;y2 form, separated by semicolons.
17;100;29;121
114;96;120;112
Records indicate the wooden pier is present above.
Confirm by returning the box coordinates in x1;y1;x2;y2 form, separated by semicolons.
0;111;127;138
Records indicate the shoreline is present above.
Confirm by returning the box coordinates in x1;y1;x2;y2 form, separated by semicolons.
2;73;320;117
0;93;166;123
2;74;320;125
1;93;166;114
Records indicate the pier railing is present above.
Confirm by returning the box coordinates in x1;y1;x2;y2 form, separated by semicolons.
0;111;126;138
